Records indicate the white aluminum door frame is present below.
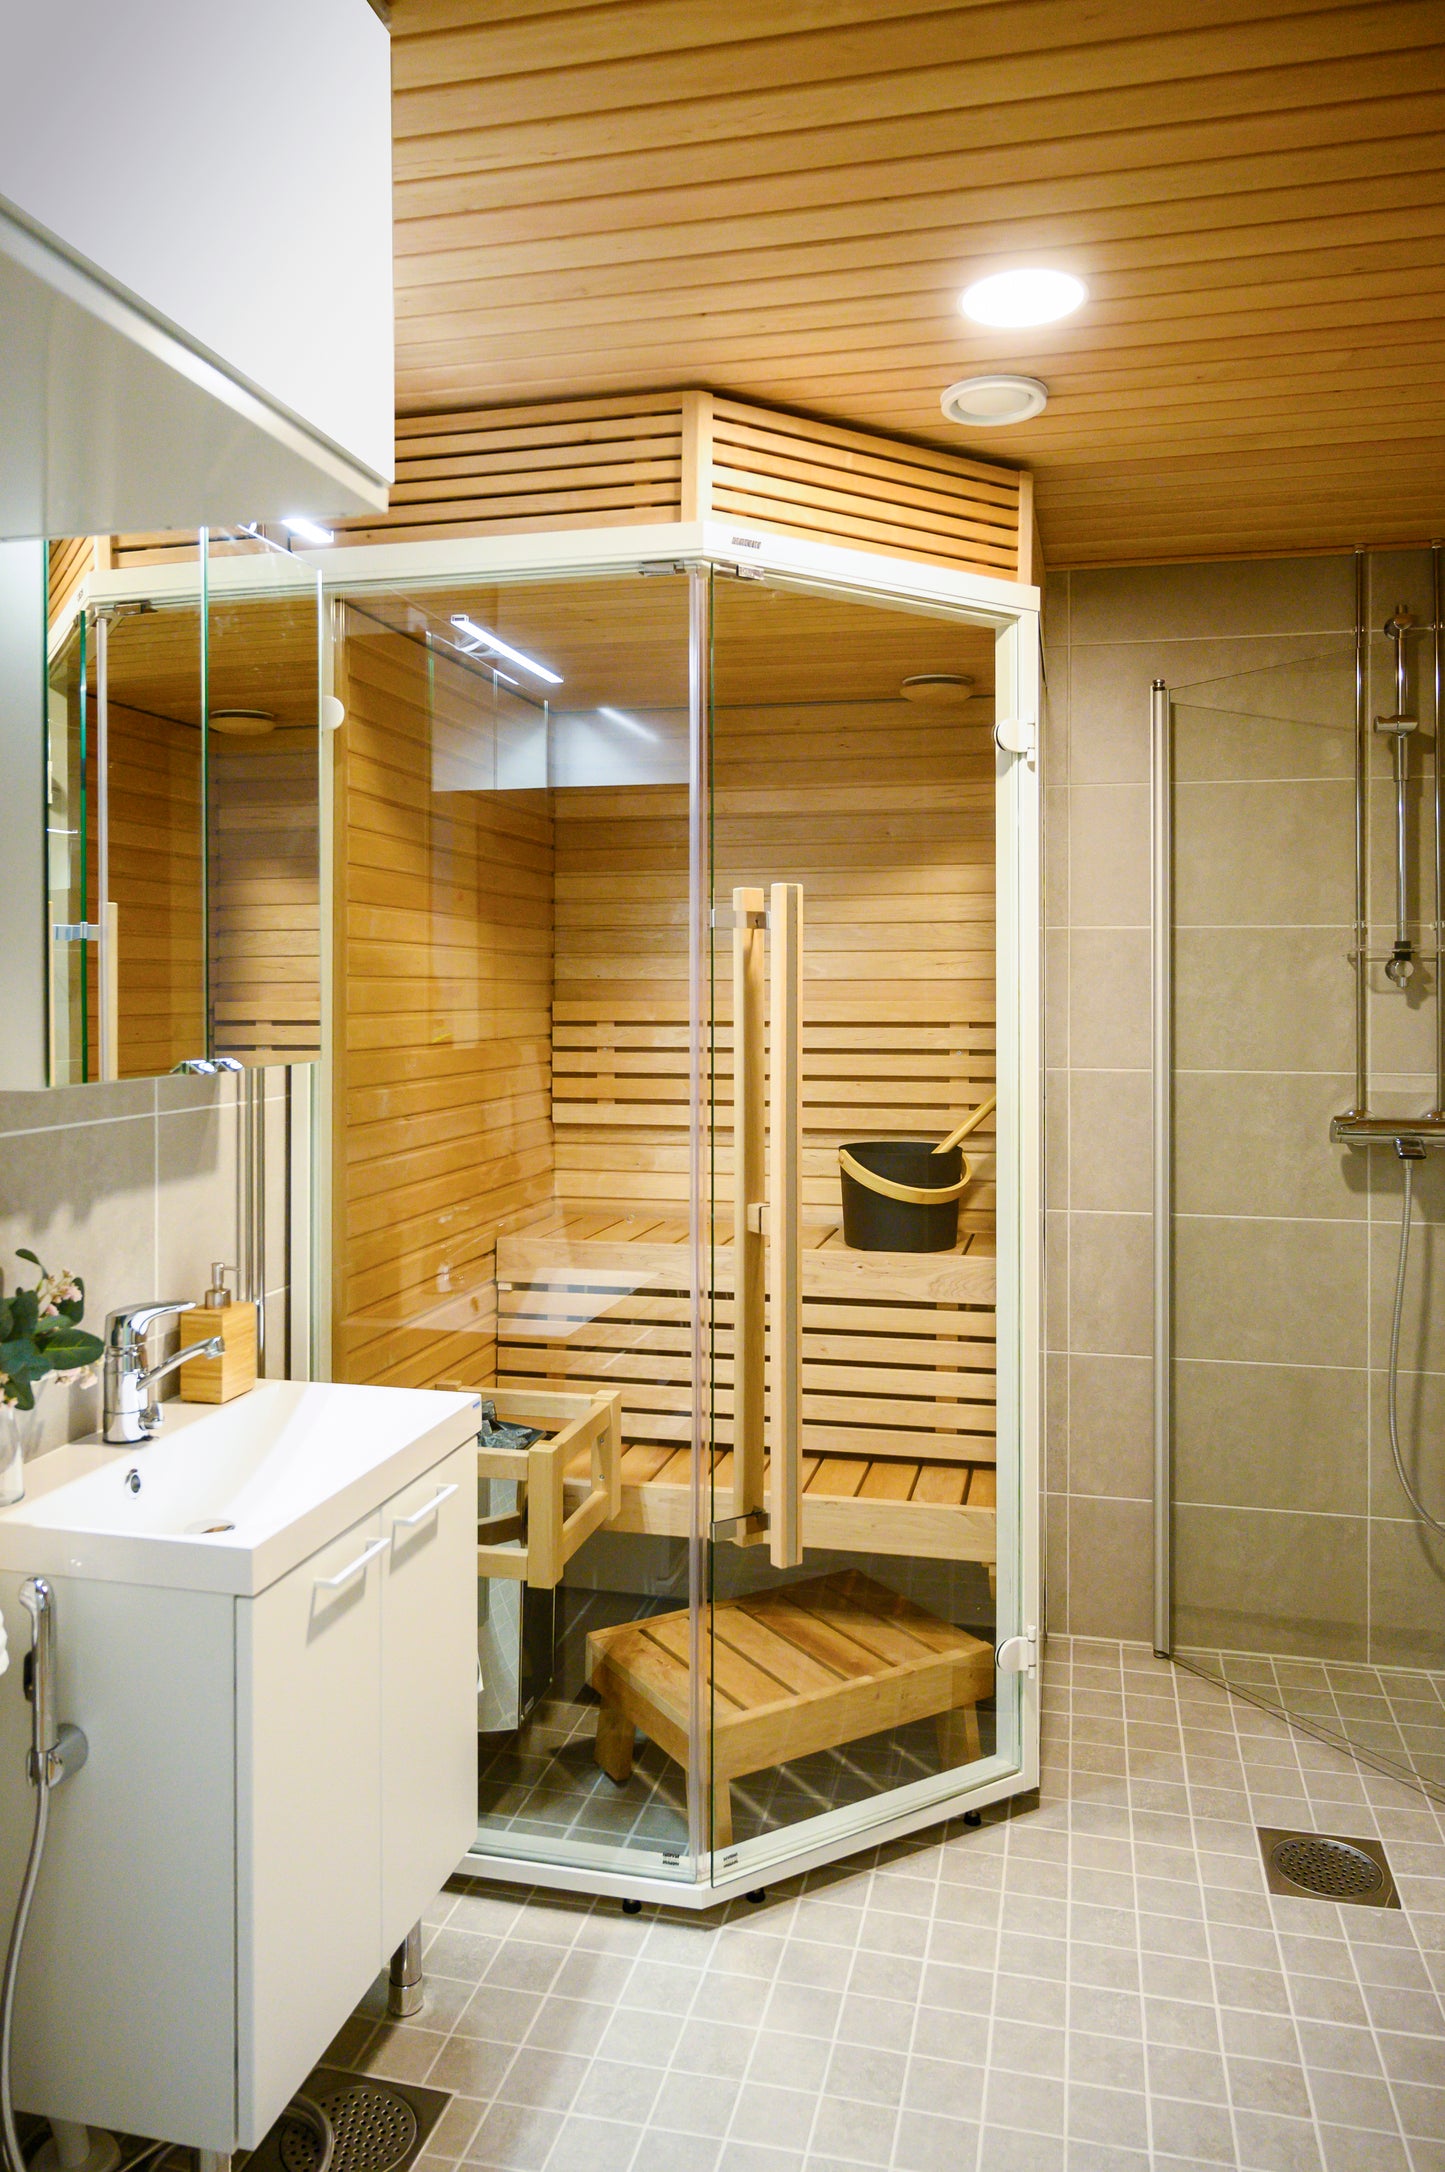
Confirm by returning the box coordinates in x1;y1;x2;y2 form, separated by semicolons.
314;523;1042;1907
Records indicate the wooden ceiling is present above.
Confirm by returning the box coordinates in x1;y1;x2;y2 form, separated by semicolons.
390;0;1445;568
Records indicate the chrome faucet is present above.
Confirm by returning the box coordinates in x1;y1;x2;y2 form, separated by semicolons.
102;1302;223;1445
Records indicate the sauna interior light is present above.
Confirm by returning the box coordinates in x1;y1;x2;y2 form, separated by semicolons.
281;515;334;545
599;706;657;742
940;375;1048;428
960;268;1087;327
450;614;563;686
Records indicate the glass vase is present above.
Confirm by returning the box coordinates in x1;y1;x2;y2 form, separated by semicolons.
0;1397;44;1507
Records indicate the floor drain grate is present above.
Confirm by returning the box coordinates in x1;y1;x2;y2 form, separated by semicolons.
1258;1827;1399;1908
280;2085;417;2172
249;2067;449;2172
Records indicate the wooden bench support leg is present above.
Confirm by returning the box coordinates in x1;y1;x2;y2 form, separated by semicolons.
595;1702;635;1786
710;1773;733;1853
936;1702;982;1770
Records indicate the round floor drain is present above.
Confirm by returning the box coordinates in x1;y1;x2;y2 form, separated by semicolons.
1270;1834;1384;1900
279;2084;418;2172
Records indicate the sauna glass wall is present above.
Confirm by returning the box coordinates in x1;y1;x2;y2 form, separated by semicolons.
1168;549;1445;1798
330;571;702;1877
329;557;1025;1885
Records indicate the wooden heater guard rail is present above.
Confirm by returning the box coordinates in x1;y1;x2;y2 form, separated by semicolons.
451;1384;623;1590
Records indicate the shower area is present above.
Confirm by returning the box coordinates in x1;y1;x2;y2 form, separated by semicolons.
1159;545;1445;1799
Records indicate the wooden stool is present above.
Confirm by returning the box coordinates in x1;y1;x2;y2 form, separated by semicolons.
587;1568;994;1851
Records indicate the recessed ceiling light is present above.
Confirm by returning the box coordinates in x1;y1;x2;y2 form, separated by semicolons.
941;375;1049;428
960;268;1087;327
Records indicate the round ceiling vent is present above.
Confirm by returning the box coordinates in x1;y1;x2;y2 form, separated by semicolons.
901;674;975;707
940;375;1048;428
209;707;277;737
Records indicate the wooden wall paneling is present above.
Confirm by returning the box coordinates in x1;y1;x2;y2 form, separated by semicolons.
209;730;321;1064
97;703;206;1078
332;606;557;1392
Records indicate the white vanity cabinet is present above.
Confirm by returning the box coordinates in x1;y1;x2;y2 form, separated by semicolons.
0;1395;479;2156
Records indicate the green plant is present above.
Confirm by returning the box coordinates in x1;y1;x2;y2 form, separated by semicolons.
0;1250;105;1410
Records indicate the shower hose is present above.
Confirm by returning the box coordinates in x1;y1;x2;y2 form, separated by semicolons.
1387;1158;1445;1540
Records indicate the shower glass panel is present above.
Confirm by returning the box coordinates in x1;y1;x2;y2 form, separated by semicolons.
701;571;1011;1876
330;571;704;1879
1168;596;1445;1798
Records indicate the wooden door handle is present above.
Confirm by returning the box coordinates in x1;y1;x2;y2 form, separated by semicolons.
731;887;767;1528
768;882;804;1570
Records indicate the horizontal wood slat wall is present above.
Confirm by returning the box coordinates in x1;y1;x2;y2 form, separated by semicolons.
327;391;1028;581
209;732;321;1065
332;608;556;1390
91;705;205;1080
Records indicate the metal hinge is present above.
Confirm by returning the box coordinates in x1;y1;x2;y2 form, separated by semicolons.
994;717;1038;762
995;1627;1039;1677
52;922;102;943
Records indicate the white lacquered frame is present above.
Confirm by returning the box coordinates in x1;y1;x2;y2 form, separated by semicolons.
313;520;1043;1907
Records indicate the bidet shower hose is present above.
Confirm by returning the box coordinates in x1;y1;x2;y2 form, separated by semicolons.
1386;1160;1445;1539
0;1775;49;2172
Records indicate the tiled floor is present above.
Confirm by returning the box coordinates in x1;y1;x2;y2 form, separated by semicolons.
1180;1649;1445;1804
335;1636;1445;2171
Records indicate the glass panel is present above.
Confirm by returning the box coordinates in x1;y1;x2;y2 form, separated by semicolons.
45;610;90;1085
205;530;323;1065
1169;624;1445;1802
329;570;702;1878
705;571;1008;1872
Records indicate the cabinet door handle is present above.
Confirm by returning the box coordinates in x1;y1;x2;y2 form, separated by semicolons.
392;1482;458;1532
314;1534;388;1591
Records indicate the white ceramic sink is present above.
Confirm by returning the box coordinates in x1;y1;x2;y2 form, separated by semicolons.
0;1379;481;1595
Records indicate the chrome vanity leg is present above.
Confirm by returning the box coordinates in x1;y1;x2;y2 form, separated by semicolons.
196;2151;231;2172
387;1923;424;2018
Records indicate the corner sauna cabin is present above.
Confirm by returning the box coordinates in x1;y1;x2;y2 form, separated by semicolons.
323;394;1042;1898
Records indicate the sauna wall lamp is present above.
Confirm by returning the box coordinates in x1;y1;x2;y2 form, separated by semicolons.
941;376;1048;428
281;515;334;546
960;268;1087;327
450;615;563;686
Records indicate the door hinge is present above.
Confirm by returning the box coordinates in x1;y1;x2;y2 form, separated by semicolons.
994;717;1038;763
995;1627;1038;1677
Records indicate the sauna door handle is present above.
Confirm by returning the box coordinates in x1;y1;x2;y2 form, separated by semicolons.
767;882;805;1569
731;886;767;1534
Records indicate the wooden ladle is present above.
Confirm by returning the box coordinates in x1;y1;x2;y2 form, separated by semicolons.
932;1093;997;1156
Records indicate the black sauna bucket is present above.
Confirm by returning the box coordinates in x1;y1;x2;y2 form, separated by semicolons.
838;1140;969;1253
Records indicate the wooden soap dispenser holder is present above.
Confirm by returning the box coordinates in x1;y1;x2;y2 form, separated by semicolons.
179;1262;258;1403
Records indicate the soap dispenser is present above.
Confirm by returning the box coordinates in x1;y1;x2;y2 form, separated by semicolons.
179;1262;258;1403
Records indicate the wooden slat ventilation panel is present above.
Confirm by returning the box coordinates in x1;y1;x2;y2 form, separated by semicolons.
327;390;1028;582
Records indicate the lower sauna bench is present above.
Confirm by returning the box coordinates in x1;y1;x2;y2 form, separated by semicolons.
588;1569;997;1849
496;1212;998;1570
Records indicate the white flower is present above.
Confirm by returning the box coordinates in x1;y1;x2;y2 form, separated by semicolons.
35;1269;82;1318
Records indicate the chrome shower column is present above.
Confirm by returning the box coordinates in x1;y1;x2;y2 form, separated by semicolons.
1349;549;1369;1116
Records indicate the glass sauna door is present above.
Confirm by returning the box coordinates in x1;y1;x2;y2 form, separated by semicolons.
330;570;707;1880
702;571;1015;1877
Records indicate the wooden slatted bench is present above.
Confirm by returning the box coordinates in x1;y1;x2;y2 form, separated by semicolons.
496;1209;998;1569
587;1568;996;1849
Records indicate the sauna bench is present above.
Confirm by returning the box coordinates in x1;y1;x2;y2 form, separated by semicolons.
497;1210;998;1569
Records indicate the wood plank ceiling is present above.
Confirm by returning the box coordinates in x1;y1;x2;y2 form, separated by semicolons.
390;0;1445;568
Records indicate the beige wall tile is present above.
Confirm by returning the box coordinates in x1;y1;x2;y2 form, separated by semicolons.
1070;556;1353;646
1174;1360;1366;1516
1171;642;1355;782
1173;1215;1368;1368
1065;644;1152;786
1045;1491;1070;1634
1173;1505;1368;1661
1173;929;1355;1073
1044;1069;1069;1210
1067;1495;1153;1642
1367;1517;1445;1670
1044;1208;1069;1355
1044;928;1070;1069
1369;1219;1445;1373
1044;1353;1069;1494
1069;785;1150;928
1174;780;1355;929
1069;1211;1151;1358
1068;1353;1152;1499
1069;929;1150;1070
1172;1072;1363;1221
1043;787;1069;927
1367;1367;1445;1520
1069;1070;1150;1214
